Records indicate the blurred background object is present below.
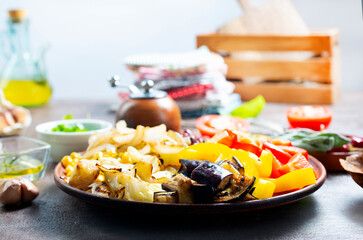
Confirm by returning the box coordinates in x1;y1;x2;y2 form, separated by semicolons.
0;0;362;100
0;9;51;107
123;47;240;117
198;0;340;104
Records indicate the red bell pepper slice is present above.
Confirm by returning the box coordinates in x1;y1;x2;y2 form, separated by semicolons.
278;153;311;176
262;142;292;164
271;138;293;146
277;145;309;160
232;142;262;157
211;129;237;147
269;152;283;178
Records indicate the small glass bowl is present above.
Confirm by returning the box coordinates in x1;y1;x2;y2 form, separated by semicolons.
0;136;50;181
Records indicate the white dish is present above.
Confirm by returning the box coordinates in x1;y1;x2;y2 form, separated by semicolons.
36;119;113;161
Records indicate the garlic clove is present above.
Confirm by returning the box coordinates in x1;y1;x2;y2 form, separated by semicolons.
19;178;39;202
11;107;31;125
0;179;22;205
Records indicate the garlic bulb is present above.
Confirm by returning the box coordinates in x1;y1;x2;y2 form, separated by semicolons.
0;178;39;205
0;90;31;136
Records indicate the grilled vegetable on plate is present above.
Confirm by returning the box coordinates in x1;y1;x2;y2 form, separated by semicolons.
55;121;323;209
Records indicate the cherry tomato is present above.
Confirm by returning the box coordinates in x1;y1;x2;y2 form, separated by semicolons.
350;136;363;148
328;144;350;153
286;105;333;131
196;115;249;138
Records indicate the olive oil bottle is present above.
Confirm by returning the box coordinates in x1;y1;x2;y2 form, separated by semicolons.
3;79;52;107
1;10;52;107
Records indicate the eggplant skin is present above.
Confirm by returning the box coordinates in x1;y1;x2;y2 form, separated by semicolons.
154;191;178;203
179;159;203;173
191;161;233;191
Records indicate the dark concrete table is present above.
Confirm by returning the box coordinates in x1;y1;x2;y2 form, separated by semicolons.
1;93;363;240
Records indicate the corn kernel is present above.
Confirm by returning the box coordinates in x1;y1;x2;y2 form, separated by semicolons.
70;152;81;160
65;165;75;177
107;151;117;158
61;156;72;167
69;160;78;168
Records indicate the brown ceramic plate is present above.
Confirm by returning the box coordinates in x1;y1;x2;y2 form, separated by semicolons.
54;156;326;214
309;151;362;172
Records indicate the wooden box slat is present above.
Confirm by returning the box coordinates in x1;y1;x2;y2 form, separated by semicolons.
224;57;332;83
197;31;337;53
233;81;338;104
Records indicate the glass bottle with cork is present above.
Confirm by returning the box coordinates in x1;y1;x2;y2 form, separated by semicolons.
0;9;52;107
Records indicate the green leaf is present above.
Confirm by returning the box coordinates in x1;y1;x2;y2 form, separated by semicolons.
230;95;265;119
274;129;351;152
63;114;74;120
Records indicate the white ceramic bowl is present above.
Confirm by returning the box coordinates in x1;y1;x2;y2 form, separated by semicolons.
36;119;113;161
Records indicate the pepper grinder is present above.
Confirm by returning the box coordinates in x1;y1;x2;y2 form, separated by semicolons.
110;77;181;131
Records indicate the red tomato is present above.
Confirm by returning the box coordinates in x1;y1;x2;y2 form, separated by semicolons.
327;144;350;153
262;142;292;164
286;105;333;131
277;145;309;160
196;115;249;138
278;153;311;176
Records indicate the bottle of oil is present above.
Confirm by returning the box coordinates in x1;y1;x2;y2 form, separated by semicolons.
0;9;52;107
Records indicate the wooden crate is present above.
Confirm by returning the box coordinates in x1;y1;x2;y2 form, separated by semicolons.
197;30;340;104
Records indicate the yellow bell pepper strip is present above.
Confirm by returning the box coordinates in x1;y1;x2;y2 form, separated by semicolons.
231;149;260;181
253;150;273;178
250;178;276;199
160;143;233;167
269;168;316;193
178;143;232;163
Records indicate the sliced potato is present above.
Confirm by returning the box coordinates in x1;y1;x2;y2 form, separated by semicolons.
69;160;100;190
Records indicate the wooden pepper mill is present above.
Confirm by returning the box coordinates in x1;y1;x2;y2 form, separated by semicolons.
111;77;181;131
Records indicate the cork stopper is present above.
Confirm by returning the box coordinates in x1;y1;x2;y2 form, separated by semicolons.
8;9;27;22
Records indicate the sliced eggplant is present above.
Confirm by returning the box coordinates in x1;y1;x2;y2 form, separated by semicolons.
179;159;203;173
213;175;255;202
179;170;191;178
190;161;233;191
232;156;245;176
191;182;214;203
154;191;178;203
243;193;258;201
162;174;182;192
162;173;190;192
217;160;240;175
177;175;194;204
